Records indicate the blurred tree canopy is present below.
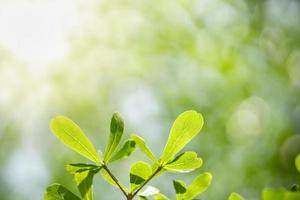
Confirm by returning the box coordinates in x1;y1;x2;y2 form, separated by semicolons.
0;0;299;199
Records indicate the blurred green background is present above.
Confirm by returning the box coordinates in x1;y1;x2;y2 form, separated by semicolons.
0;0;300;199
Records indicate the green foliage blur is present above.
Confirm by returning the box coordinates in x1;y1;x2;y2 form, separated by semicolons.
0;0;299;199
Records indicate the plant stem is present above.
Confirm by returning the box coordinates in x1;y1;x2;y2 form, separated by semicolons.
131;165;163;198
102;164;128;198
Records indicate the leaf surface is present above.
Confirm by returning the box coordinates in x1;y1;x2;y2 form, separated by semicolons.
165;151;202;173
131;134;156;162
109;139;136;163
160;110;204;164
44;184;81;200
184;172;212;200
50;116;100;163
104;112;124;162
228;192;245;200
67;164;100;200
296;154;300;173
173;180;187;200
130;161;152;192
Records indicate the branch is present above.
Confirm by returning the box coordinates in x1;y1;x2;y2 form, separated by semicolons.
102;164;128;198
131;165;163;198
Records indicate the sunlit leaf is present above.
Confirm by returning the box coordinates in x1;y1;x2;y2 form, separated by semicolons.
184;172;212;200
50;116;101;163
173;180;187;200
104;112;124;162
109;139;136;163
131;134;156;162
296;154;300;173
160;110;204;164
262;188;300;200
130;161;152;192
67;164;101;200
44;183;81;200
165;151;202;173
153;193;170;200
228;192;245;200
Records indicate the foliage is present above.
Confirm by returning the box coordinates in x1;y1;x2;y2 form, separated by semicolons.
44;110;213;200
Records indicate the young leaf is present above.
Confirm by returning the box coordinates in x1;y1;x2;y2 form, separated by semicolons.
50;116;101;163
67;164;100;200
296;154;300;173
160;110;204;164
109;139;136;163
184;172;212;200
131;134;156;162
44;183;81;200
173;180;187;200
164;151;202;173
104;112;124;162
228;192;245;200
153;193;170;200
130;161;152;192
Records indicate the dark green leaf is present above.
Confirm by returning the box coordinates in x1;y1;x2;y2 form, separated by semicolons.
67;164;100;200
109;139;136;163
173;180;187;200
44;184;81;200
130;161;152;192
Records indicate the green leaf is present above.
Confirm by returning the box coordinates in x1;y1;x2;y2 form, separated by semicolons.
130;161;152;192
228;192;245;200
67;164;100;200
44;184;81;200
109;139;136;163
164;151;202;173
184;172;212;200
50;116;101;163
262;188;300;200
66;163;100;173
131;134;156;162
296;154;300;173
160;110;204;164
153;193;170;200
104;112;124;162
173;180;187;200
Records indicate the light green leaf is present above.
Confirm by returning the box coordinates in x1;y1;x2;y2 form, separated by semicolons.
160;110;204;164
109;139;136;163
67;164;100;200
296;154;300;173
131;134;156;162
139;197;148;200
184;172;212;200
173;180;187;200
165;151;202;173
228;192;245;200
262;188;300;200
44;184;81;200
104;112;124;162
50;116;101;163
154;193;170;200
130;161;152;192
138;186;160;197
